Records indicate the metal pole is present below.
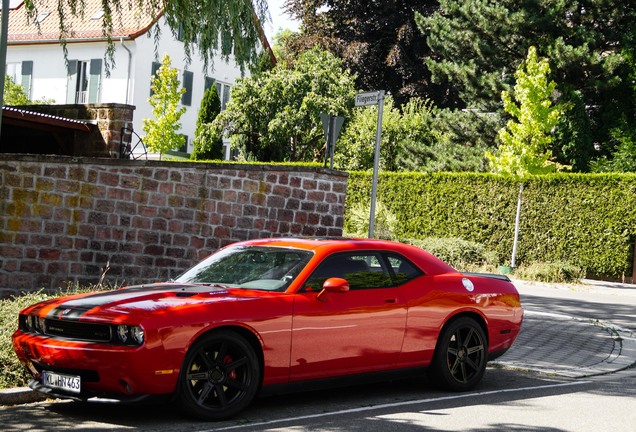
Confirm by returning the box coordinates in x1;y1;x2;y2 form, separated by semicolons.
323;115;331;168
329;115;336;170
368;91;385;238
511;183;524;268
0;0;11;138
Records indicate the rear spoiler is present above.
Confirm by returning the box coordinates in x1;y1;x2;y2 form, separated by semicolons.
462;272;511;282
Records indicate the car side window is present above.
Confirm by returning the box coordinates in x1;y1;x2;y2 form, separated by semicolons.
304;252;394;291
386;254;423;285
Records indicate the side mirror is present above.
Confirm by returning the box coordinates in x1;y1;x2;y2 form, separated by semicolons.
316;277;350;301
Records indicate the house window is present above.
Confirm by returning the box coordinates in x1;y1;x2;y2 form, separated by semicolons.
75;61;90;103
66;59;102;104
179;135;188;153
7;61;34;99
34;11;51;24
6;62;21;84
215;82;232;110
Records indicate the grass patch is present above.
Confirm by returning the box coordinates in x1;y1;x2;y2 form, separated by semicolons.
0;283;115;390
513;261;585;283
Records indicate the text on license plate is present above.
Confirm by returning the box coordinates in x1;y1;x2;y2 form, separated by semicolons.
42;371;81;394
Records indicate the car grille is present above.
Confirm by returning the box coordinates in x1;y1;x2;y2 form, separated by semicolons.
44;319;112;343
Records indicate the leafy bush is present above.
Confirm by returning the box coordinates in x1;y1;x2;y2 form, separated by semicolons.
0;283;114;389
514;262;585;283
0;291;52;389
344;200;399;240
405;237;498;271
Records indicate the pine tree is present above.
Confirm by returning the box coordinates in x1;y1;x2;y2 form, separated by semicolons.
418;0;636;171
191;85;224;160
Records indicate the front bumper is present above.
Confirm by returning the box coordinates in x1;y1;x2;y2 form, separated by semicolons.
12;330;182;400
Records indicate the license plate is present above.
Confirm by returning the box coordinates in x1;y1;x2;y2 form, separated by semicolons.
42;371;81;394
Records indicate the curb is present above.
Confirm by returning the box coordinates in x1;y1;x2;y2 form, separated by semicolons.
0;387;46;406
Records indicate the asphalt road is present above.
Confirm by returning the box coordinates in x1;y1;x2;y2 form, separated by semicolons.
1;279;635;431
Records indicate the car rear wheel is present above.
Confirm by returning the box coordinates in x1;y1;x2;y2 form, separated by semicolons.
177;330;260;420
428;317;487;391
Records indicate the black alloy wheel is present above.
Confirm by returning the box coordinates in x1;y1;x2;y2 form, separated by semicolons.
177;330;260;420
428;316;488;391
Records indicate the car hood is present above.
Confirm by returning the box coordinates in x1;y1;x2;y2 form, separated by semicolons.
26;283;265;323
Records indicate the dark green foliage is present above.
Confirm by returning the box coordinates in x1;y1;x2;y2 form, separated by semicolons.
191;85;224;160
418;0;636;171
285;0;451;106
407;109;494;172
213;48;356;162
346;172;636;278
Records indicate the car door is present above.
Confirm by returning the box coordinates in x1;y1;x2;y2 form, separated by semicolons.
289;251;409;382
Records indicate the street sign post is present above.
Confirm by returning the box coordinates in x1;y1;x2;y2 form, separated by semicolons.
355;90;385;239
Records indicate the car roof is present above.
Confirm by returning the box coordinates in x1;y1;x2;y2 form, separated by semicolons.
230;237;457;275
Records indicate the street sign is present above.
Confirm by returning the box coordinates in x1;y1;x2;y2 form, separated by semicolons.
320;113;344;143
320;113;345;169
355;91;381;107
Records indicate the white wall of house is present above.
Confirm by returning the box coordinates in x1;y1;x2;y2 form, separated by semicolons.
7;18;245;155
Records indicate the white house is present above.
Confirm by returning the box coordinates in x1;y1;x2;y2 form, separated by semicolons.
5;0;259;157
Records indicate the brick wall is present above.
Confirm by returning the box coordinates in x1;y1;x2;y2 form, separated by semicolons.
0;155;348;297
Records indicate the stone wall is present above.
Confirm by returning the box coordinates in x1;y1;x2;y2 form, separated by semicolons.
0;155;348;297
12;103;135;157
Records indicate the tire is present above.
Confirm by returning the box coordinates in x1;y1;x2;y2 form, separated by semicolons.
177;330;261;420
428;317;488;391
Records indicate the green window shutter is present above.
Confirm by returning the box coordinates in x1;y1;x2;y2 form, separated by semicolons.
181;70;193;106
88;59;102;104
204;76;215;91
150;62;160;96
66;60;79;103
21;61;33;99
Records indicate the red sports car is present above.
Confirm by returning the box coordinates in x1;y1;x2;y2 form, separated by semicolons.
12;238;523;420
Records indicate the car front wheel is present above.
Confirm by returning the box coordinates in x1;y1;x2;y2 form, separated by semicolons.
428;317;488;391
177;330;261;420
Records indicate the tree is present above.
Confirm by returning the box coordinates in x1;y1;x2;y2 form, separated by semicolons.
487;47;564;176
191;85;224;160
3;76;31;105
3;76;55;105
284;0;452;107
336;96;487;173
418;0;636;171
142;54;186;158
22;0;269;73
212;48;357;162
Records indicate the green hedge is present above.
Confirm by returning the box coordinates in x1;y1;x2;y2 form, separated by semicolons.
345;172;636;279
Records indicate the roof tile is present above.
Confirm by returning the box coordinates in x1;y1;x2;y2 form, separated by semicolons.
7;0;158;43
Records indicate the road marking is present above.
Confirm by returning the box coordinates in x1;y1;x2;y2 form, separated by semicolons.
205;380;592;431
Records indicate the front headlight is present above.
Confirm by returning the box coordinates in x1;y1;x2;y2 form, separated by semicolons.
115;325;144;346
131;326;144;345
116;325;129;343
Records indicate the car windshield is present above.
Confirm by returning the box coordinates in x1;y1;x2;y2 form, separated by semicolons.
175;246;313;291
